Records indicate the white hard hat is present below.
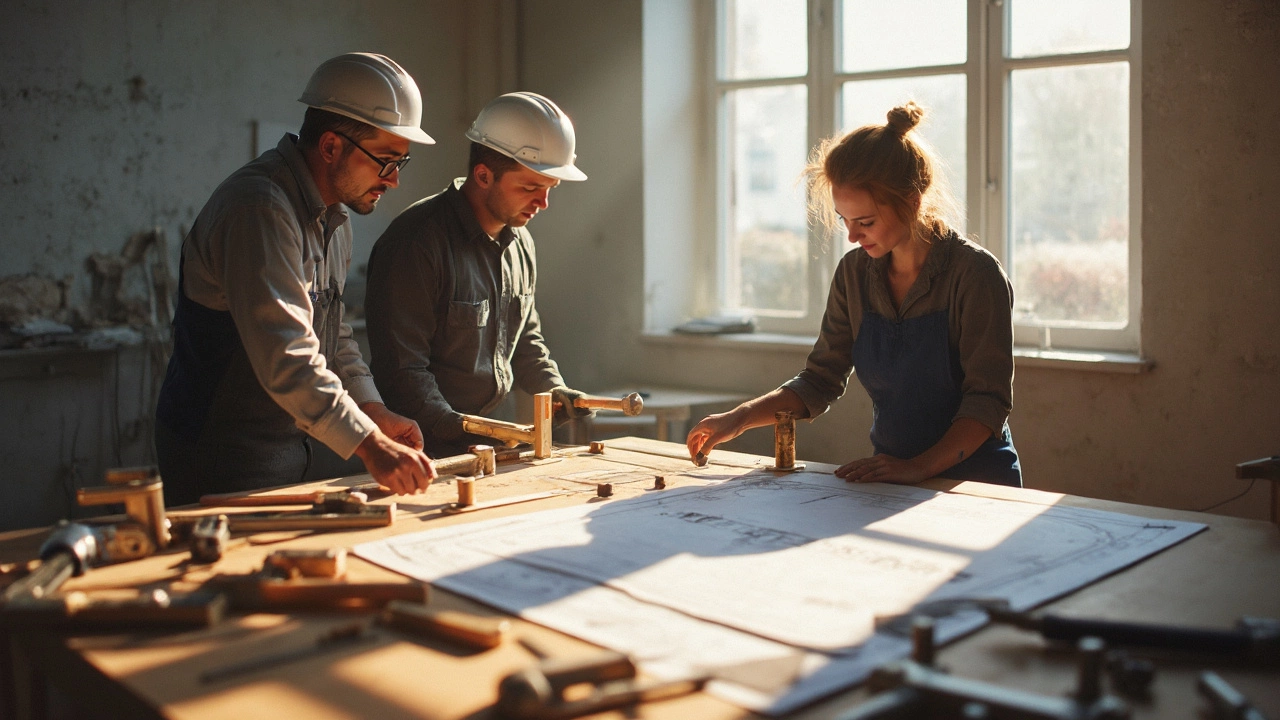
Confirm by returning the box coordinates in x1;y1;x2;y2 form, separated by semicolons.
465;92;586;181
299;52;435;145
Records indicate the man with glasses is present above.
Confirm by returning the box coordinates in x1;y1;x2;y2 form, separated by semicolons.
365;92;595;457
155;53;437;506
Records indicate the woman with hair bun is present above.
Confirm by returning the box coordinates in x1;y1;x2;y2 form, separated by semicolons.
687;102;1021;487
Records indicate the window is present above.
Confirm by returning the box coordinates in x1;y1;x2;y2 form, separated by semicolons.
712;0;1140;351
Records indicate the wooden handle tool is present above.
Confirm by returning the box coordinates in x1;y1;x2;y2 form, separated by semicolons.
379;600;511;650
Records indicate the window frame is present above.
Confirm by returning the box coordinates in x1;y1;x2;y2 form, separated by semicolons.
708;0;1142;352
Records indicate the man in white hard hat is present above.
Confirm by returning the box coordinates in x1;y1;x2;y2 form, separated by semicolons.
155;53;438;505
364;92;594;456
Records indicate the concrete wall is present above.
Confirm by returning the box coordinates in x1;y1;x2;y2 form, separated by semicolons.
0;0;501;529
1;0;1276;528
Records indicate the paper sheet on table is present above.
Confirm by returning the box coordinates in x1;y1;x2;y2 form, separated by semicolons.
355;469;1205;715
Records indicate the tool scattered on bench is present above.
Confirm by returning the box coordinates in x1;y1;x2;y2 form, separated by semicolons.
189;514;231;563
1;587;227;629
1198;671;1270;720
199;488;372;509
171;501;395;537
461;392;553;458
211;549;426;612
379;599;511;651
838;617;1131;720
772;410;804;472
200;620;374;684
986;605;1280;663
496;650;707;720
1;521;153;606
76;466;171;550
432;444;498;479
552;392;644;417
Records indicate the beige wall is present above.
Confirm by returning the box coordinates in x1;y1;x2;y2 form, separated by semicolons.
525;0;1280;520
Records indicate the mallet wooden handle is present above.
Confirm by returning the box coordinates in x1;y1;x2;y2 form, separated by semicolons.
552;392;645;416
460;415;535;446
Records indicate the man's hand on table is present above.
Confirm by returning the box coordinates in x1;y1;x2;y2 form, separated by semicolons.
356;403;436;495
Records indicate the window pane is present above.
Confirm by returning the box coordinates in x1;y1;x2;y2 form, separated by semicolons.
1009;63;1129;325
1009;0;1129;58
722;0;807;80
725;85;809;315
841;75;967;229
840;0;965;73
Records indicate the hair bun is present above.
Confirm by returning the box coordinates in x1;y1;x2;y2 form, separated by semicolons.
886;102;924;136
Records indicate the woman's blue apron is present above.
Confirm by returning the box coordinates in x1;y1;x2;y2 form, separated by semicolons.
851;309;1021;487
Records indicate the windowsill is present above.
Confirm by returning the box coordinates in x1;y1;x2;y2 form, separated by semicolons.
1012;346;1152;373
640;331;1152;373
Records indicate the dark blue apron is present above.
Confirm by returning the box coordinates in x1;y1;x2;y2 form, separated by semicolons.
155;253;355;505
852;309;1021;487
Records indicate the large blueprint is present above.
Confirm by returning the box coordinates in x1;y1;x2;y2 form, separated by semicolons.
355;467;1205;714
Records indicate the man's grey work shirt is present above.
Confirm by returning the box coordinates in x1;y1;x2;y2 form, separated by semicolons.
176;133;381;458
782;230;1015;438
365;179;566;442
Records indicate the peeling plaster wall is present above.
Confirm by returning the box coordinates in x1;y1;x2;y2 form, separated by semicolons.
0;1;490;529
0;1;477;311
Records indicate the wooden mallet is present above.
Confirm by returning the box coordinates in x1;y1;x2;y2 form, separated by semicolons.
459;392;553;459
552;392;644;417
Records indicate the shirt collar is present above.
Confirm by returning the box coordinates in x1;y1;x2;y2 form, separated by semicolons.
277;133;349;231
445;177;517;250
865;226;957;312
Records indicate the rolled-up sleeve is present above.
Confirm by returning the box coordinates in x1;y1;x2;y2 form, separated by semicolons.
211;199;376;458
781;257;859;420
951;254;1015;434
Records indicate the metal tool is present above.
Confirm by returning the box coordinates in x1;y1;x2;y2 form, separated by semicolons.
171;502;395;536
1;521;152;606
838;617;1130;720
460;392;553;458
496;650;707;720
379;600;511;650
77;466;170;550
987;605;1280;662
189;514;230;563
1198;671;1270;720
552;392;644;416
199;488;369;508
200;621;374;684
773;410;804;471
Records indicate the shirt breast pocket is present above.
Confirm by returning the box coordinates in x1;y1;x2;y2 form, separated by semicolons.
448;298;490;328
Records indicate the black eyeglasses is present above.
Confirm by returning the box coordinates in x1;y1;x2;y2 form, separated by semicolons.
335;132;411;178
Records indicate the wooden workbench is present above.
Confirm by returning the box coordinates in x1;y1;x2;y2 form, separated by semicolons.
1;438;1277;719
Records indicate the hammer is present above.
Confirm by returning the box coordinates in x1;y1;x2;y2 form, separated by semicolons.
496;650;706;720
1;522;112;604
551;392;644;417
77;466;170;550
460;392;553;459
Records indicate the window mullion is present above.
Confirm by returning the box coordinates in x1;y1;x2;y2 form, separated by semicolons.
983;0;1007;263
809;0;836;323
